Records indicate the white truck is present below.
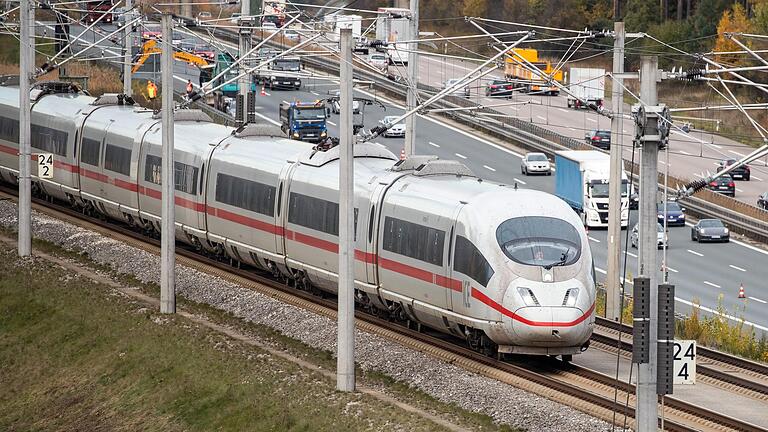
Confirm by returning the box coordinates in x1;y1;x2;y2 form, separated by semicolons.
554;150;629;228
566;67;605;109
376;7;410;65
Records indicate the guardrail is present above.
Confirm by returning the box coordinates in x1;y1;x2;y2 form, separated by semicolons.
180;20;768;242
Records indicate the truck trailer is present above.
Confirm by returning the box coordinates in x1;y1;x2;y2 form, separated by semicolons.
554;150;629;228
567;68;605;109
504;48;563;96
375;7;410;65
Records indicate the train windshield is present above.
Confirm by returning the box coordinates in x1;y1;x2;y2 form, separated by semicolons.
496;216;581;268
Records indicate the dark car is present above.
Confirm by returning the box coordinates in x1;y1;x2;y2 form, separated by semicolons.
691;219;729;243
585;130;611;150
657;201;686;226
759;192;768;210
717;158;750;181
485;79;515;97
707;174;735;197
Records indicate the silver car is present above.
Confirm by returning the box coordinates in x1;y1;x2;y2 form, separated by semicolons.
443;79;470;98
691;219;729;243
631;223;667;249
379;116;405;137
368;53;389;70
521;152;551;175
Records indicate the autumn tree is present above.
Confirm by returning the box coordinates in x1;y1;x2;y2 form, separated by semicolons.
714;2;753;64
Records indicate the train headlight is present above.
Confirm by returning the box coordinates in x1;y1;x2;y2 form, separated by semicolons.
517;287;540;307
562;288;579;307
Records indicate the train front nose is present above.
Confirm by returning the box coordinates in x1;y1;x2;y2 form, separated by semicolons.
500;279;594;352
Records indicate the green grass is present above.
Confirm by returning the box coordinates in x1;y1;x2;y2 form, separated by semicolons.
0;245;467;432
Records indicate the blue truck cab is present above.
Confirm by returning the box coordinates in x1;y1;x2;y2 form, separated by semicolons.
279;101;328;143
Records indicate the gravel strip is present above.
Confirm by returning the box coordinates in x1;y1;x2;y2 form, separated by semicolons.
0;200;615;431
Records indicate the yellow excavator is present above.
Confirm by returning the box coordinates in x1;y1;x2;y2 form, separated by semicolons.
131;39;210;74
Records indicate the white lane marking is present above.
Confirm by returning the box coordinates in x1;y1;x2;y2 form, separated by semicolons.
625;251;637;258
753;175;764;181
713;162;720;166
587;117;597;123
596;267;606;274
659;160;666;165
687;249;703;257
736;187;744;193
588;236;600;243
310;91;319;95
536;115;547;121
264;92;272;96
483;165;496;172
559;108;568;113
667;267;679;273
455;153;467;159
749;297;768;304
252;111;281;126
675;298;768;332
729;150;745;157
513;177;527;185
568;127;576;131
429;141;440;148
354;88;526;158
327;120;337;126
729;264;746;272
704;281;721;288
679;150;690;155
282;100;290;104
708;143;723;149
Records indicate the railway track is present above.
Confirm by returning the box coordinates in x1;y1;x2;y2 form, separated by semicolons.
1;186;766;432
595;317;768;401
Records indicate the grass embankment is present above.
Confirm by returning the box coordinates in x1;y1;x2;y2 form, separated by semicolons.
596;287;768;363
0;241;515;432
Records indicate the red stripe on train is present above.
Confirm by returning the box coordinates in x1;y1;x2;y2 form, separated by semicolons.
471;287;594;327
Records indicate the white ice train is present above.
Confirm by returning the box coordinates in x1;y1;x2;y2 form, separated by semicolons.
0;81;596;358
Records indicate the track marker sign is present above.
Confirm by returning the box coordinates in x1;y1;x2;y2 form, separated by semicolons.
36;153;53;179
673;340;696;385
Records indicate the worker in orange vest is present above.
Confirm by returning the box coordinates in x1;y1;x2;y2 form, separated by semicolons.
146;80;158;100
186;79;194;98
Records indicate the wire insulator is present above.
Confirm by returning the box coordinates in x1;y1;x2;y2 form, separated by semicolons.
684;68;702;81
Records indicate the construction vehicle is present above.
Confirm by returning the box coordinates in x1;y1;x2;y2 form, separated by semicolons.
131;39;210;74
262;0;286;27
279;101;328;143
504;48;563;96
203;52;259;112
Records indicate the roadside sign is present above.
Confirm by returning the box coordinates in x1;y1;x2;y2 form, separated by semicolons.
37;153;53;179
673;340;696;385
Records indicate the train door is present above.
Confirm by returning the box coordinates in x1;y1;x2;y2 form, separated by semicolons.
274;161;299;262
444;203;465;311
365;182;388;285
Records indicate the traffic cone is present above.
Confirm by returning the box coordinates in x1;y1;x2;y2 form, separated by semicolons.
739;283;746;299
400;148;406;160
260;86;266;96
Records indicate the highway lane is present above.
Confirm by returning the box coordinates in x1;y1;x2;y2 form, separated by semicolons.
57;22;768;331
405;51;768;208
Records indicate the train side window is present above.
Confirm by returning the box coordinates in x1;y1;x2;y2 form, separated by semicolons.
174;162;198;194
104;144;131;175
276;183;283;217
382;216;445;266
453;235;494;287
367;206;375;243
31;124;67;156
353;208;358;241
81;138;101;166
215;173;275;216
144;154;162;184
0;116;19;143
447;226;454;267
288;192;339;236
